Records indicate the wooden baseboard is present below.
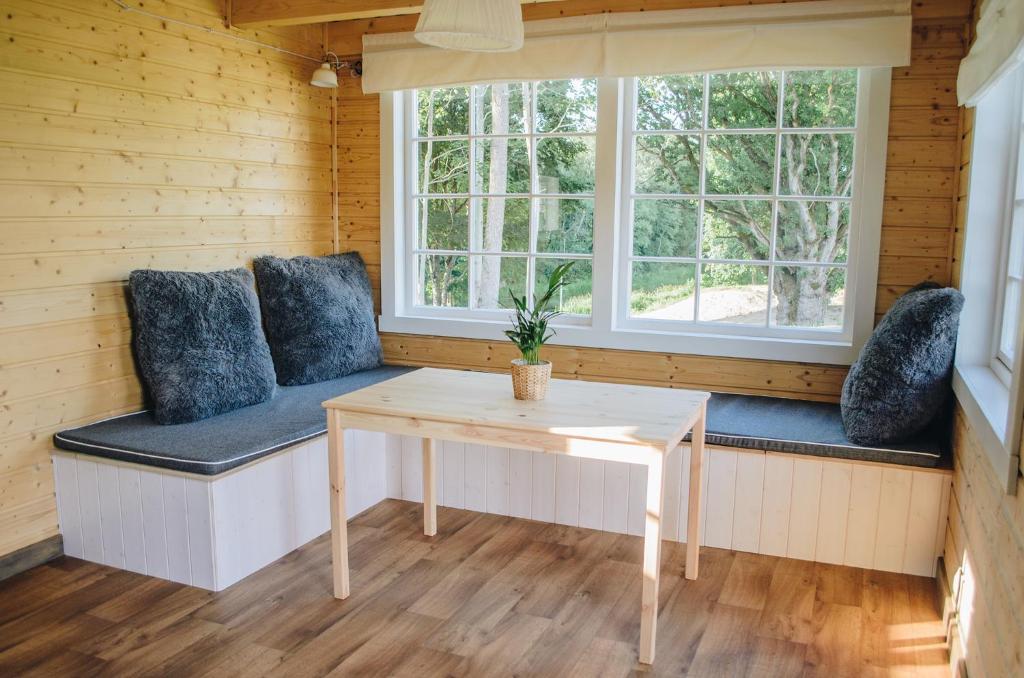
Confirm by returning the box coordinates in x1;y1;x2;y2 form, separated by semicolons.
0;535;63;582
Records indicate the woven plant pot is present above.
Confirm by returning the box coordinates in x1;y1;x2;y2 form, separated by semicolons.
511;359;552;401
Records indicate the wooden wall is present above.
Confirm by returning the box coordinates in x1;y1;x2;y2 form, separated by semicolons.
0;0;334;559
330;0;972;402
944;408;1024;678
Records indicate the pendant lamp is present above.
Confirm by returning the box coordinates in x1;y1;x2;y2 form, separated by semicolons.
414;0;524;52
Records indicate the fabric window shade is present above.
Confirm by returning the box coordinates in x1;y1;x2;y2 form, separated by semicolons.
958;0;1024;106
361;0;911;93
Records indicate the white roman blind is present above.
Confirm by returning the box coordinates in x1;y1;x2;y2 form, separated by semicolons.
361;0;912;93
958;0;1024;106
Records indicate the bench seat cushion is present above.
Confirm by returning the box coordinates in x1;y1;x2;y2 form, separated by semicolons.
55;371;948;476
683;392;948;468
54;366;416;476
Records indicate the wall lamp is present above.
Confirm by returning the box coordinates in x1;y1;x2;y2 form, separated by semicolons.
311;53;362;88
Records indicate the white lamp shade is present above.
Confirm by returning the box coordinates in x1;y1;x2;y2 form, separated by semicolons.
414;0;524;52
310;63;338;88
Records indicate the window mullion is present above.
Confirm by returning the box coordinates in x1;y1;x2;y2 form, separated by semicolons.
693;73;710;323
590;76;622;332
526;83;539;309
767;70;786;329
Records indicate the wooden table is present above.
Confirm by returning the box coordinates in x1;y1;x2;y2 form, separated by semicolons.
322;367;709;664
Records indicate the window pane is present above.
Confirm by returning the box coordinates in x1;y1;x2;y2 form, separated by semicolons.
632;199;698;257
771;266;845;329
418;198;469;250
534;258;593;315
473;197;529;252
537;198;594;254
537;136;596;194
708;72;778;129
1008;207;1024;278
698;264;769;324
776;201;849;263
417;87;470;136
1000;278;1020;364
779;133;854;196
705;134;776;195
783;70;857;128
702;200;771;260
536;79;598;133
471;256;527;310
475;83;529;134
636;75;704;130
631;262;696;320
634;134;700;194
474;138;530;194
417;140;469;194
418;254;468;307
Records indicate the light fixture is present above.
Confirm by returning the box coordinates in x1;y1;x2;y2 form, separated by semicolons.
414;0;524;52
310;61;338;88
310;53;360;88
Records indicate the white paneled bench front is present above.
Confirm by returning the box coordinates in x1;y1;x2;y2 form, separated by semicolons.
50;370;953;591
49;366;413;591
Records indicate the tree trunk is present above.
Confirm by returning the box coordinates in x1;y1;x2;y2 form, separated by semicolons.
476;85;509;308
773;267;831;326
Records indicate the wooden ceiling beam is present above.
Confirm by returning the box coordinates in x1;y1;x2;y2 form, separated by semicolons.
231;0;563;28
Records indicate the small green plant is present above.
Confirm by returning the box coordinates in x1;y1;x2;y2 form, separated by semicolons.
504;261;575;365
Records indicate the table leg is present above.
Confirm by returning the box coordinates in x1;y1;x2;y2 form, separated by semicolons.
422;438;437;536
639;450;665;665
686;401;707;581
327;410;349;599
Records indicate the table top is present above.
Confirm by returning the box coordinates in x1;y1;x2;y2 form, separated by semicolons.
323;367;709;451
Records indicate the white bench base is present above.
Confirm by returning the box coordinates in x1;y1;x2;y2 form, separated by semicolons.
51;433;952;590
384;435;952;578
51;429;387;591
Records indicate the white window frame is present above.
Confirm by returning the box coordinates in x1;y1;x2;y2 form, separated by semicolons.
954;64;1024;495
402;83;596;325
380;68;891;365
617;74;860;343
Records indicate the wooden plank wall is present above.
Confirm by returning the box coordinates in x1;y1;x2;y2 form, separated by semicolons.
0;0;334;558
329;0;972;402
944;408;1024;678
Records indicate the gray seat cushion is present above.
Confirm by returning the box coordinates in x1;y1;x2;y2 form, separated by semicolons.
841;282;964;446
129;268;277;425
683;392;947;468
56;368;946;475
253;253;383;386
53;366;416;476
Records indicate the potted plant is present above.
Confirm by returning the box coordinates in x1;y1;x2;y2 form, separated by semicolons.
504;261;574;400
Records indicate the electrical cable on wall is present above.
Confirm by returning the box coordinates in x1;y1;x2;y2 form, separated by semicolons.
111;0;322;61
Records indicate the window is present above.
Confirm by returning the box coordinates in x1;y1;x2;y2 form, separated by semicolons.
994;115;1024;379
411;80;597;317
382;68;890;364
954;62;1024;493
623;71;855;334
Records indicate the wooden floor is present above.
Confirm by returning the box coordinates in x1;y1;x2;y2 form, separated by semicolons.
0;499;948;677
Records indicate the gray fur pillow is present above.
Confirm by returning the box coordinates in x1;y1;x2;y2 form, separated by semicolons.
129;268;277;425
841;282;964;445
253;253;383;386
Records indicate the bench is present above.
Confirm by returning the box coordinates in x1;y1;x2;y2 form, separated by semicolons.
51;373;951;590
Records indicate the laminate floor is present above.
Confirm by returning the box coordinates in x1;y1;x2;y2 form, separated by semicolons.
0;499;949;677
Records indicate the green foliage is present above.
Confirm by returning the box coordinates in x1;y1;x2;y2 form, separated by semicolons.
416;70;858;327
504;261;575;364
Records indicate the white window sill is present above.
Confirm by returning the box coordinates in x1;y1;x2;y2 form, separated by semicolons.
380;313;861;365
